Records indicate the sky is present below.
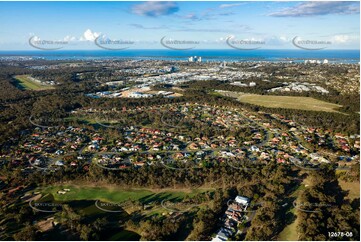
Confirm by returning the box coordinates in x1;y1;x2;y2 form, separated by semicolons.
0;1;359;50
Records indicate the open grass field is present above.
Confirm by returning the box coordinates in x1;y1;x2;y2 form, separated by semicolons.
13;75;54;91
338;180;360;200
277;180;307;241
33;190;141;240
40;185;206;204
277;208;298;241
217;91;342;113
64;116;99;124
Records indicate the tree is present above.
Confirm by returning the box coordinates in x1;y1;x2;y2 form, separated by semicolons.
13;224;37;241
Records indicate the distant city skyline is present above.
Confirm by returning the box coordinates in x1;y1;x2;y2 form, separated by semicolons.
0;1;359;50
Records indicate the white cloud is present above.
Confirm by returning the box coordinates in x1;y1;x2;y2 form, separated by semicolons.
63;35;76;41
279;36;288;42
269;1;359;17
219;3;244;9
31;36;41;41
29;30;101;44
332;35;350;43
80;29;100;41
131;1;179;17
181;13;199;20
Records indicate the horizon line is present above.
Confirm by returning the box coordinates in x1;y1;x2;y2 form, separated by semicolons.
0;49;360;52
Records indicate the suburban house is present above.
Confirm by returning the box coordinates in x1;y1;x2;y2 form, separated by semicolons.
235;196;250;206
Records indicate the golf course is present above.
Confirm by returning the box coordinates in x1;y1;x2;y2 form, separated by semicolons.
40;185;210;204
218;91;343;113
12;75;55;91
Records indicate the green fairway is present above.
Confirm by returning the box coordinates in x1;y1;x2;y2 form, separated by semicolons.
64;116;99;124
32;189;141;240
109;230;141;241
278;212;298;241
41;185;204;204
13;75;55;91
217;91;343;113
277;182;306;241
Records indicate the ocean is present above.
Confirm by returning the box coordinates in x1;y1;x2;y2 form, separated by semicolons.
0;49;359;63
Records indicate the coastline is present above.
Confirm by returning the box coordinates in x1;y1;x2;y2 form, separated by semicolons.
0;49;359;63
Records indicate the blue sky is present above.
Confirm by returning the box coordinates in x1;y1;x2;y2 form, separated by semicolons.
0;1;359;50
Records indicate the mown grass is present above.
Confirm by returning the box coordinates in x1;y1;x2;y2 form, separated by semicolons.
277;182;306;241
338;180;360;200
218;91;343;113
40;185;203;204
13;75;54;91
278;211;298;241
